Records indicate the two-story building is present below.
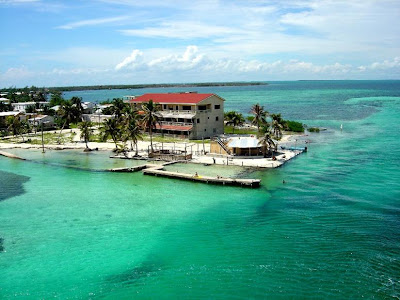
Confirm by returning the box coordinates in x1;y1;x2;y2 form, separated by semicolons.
12;101;49;112
127;92;224;139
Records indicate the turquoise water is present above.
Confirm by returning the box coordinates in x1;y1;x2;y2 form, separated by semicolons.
1;149;163;171
1;81;400;298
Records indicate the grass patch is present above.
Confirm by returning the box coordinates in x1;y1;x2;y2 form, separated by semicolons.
224;126;258;135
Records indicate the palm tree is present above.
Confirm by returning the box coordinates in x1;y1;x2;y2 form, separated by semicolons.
110;98;126;120
141;100;161;152
101;118;121;150
270;113;284;139
122;104;142;155
258;131;276;158
57;101;78;142
250;103;268;133
71;97;84;121
79;121;93;150
123;104;138;124
123;119;143;156
225;111;244;134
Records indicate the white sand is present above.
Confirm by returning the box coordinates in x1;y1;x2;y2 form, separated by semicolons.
0;129;305;168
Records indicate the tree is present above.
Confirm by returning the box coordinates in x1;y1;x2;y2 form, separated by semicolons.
57;101;79;142
141;100;161;152
25;105;36;113
250;103;268;133
270;113;284;139
258;131;276;158
49;91;65;107
101;118;121;150
110;98;127;120
71;97;84;121
0;102;12;112
25;104;38;134
225;111;244;134
123;119;143;155
6;116;28;142
122;104;142;155
79;121;93;150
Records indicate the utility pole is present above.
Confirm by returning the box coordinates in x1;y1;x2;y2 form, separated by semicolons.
41;122;45;153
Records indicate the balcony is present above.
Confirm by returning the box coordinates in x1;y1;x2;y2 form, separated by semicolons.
159;110;195;118
156;121;193;132
160;121;193;126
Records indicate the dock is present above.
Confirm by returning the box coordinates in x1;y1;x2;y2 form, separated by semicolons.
143;167;260;188
108;164;163;172
108;165;148;172
109;161;260;187
0;150;26;160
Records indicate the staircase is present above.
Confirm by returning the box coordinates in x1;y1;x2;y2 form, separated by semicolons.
216;137;230;154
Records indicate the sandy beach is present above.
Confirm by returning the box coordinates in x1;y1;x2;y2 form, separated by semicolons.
0;129;305;168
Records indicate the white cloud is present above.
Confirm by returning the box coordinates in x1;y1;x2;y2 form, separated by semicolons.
120;21;245;39
2;46;400;87
115;0;399;61
367;57;400;70
115;46;400;79
115;49;143;70
57;16;129;30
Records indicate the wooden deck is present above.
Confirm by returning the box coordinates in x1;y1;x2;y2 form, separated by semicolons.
143;167;261;188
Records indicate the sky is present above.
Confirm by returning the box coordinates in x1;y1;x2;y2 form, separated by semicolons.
1;0;399;87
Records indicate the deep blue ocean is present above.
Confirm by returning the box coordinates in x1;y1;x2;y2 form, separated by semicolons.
1;80;399;298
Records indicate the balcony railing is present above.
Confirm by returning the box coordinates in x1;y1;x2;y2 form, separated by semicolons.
160;110;194;115
159;121;193;127
159;109;211;115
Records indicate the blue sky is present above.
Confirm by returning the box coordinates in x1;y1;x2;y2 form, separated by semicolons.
1;0;399;87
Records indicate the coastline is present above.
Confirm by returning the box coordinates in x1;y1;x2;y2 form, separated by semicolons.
0;131;305;169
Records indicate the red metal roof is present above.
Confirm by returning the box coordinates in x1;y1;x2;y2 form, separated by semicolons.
155;124;193;131
130;93;215;104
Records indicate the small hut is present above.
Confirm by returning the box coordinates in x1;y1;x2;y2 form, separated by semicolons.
227;136;263;156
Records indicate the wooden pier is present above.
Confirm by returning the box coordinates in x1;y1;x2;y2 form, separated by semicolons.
143;167;260;188
108;165;148;172
0;151;261;188
0;150;26;160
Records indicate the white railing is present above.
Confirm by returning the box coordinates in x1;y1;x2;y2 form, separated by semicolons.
160;121;193;127
160;110;193;115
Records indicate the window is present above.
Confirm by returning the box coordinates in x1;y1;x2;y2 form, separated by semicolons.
198;105;207;111
213;128;217;133
163;105;167;109
214;104;220;109
197;119;200;123
182;105;191;110
204;129;207;132
216;116;219;121
176;106;179;110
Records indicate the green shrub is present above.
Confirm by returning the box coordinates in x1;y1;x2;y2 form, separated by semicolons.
308;127;320;133
284;120;304;132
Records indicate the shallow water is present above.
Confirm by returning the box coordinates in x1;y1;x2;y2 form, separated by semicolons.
1;148;163;171
1;81;400;298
